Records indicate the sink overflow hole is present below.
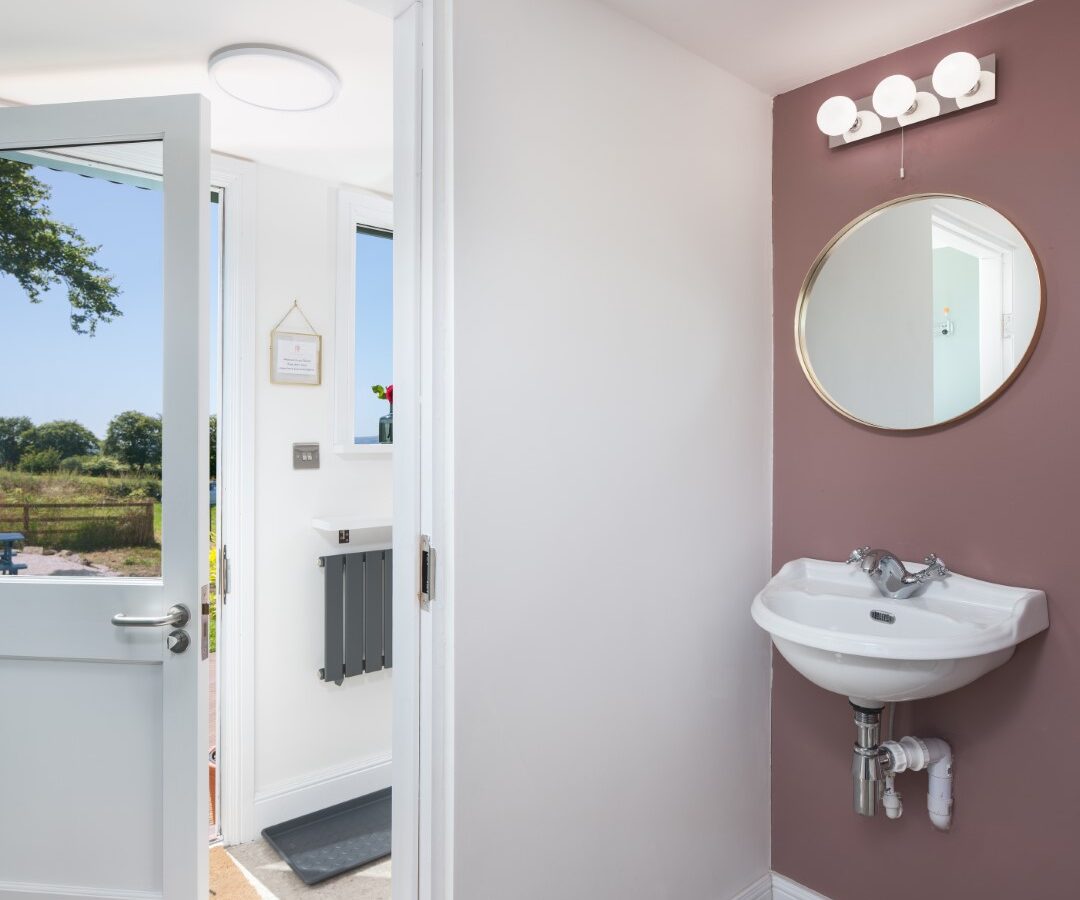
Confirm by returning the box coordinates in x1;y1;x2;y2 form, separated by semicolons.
870;610;896;624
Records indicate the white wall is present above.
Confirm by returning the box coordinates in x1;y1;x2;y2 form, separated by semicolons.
450;1;774;897
250;164;393;827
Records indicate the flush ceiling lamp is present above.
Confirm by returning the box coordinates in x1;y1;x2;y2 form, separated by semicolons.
815;52;996;147
209;45;340;111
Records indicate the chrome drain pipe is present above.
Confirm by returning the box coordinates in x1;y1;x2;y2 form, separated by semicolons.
851;704;883;816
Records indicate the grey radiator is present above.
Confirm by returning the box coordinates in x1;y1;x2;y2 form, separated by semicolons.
319;549;393;685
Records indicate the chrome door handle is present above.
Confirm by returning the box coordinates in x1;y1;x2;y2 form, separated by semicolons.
112;604;190;628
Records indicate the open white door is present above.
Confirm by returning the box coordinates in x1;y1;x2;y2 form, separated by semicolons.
0;96;210;899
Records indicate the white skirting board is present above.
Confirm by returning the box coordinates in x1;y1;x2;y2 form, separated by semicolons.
730;874;773;900
0;884;159;900
250;755;392;834
728;873;831;900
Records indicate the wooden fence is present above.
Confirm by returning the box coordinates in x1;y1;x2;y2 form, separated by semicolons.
0;501;156;551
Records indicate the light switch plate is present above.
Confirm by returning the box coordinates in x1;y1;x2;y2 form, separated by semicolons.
293;442;320;469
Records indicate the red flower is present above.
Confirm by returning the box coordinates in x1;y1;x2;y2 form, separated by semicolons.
386;384;394;406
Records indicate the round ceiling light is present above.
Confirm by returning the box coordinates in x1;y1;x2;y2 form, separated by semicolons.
209;45;340;112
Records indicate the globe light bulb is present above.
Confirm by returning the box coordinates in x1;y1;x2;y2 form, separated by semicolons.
816;96;859;137
932;52;982;99
872;74;918;119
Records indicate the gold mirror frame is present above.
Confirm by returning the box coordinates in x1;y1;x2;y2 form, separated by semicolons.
794;193;1046;432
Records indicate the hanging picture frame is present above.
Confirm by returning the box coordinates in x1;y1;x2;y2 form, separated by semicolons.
270;301;322;385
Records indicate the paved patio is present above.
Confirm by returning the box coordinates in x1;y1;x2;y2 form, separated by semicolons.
11;550;117;577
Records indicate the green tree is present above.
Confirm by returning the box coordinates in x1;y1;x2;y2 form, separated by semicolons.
0;416;32;468
104;411;162;471
0;158;122;335
18;448;62;473
209;414;217;478
22;419;99;459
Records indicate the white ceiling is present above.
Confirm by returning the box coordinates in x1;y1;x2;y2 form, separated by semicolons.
597;0;1031;95
0;0;393;192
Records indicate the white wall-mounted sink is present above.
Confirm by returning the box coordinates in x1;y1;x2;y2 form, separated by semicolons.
751;558;1048;706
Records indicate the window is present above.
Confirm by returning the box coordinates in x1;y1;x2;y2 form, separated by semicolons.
333;189;393;454
354;226;393;443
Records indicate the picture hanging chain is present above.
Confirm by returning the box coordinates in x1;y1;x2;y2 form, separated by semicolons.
270;299;318;339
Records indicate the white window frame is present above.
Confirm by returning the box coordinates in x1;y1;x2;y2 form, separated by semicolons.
333;187;395;457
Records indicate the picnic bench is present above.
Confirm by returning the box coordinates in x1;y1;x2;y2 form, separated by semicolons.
0;532;27;575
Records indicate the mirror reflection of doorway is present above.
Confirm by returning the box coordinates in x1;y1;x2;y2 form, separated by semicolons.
931;204;1018;423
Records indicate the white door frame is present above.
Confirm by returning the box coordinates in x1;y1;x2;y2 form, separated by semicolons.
391;4;424;898
392;1;455;898
212;154;259;846
424;0;456;896
207;5;457;891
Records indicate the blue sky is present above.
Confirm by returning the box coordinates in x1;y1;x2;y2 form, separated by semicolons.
2;153;390;446
0;154;221;439
354;229;393;442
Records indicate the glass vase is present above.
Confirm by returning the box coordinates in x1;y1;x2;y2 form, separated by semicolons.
379;408;393;444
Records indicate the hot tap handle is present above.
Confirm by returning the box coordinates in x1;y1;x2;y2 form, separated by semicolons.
923;553;948;576
848;546;871;565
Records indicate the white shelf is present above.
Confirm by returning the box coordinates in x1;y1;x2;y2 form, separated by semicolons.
311;516;392;543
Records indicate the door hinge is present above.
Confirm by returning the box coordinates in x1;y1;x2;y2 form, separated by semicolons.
419;534;435;604
220;544;230;603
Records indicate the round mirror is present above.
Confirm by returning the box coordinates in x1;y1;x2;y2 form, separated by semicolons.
796;194;1044;430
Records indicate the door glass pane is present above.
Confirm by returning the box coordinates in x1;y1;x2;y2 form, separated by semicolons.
0;142;164;578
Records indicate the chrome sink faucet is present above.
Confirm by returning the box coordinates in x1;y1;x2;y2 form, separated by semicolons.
847;547;949;599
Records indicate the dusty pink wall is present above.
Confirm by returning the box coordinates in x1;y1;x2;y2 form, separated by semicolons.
772;1;1080;896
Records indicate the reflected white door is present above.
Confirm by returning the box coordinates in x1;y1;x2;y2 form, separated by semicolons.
0;96;209;899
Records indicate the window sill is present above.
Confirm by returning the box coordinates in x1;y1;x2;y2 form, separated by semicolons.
334;443;394;459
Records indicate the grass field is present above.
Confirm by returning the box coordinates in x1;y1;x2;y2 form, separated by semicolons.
2;470;218;651
2;469;162;573
0;468;160;504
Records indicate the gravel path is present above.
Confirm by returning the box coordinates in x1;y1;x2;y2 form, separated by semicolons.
12;550;117;577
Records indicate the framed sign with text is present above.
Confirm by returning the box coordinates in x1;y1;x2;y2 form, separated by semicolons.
270;301;322;385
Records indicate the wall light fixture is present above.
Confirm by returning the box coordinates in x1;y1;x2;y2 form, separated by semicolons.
815;52;996;147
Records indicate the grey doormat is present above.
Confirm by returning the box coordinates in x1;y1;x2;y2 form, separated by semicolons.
262;788;392;886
